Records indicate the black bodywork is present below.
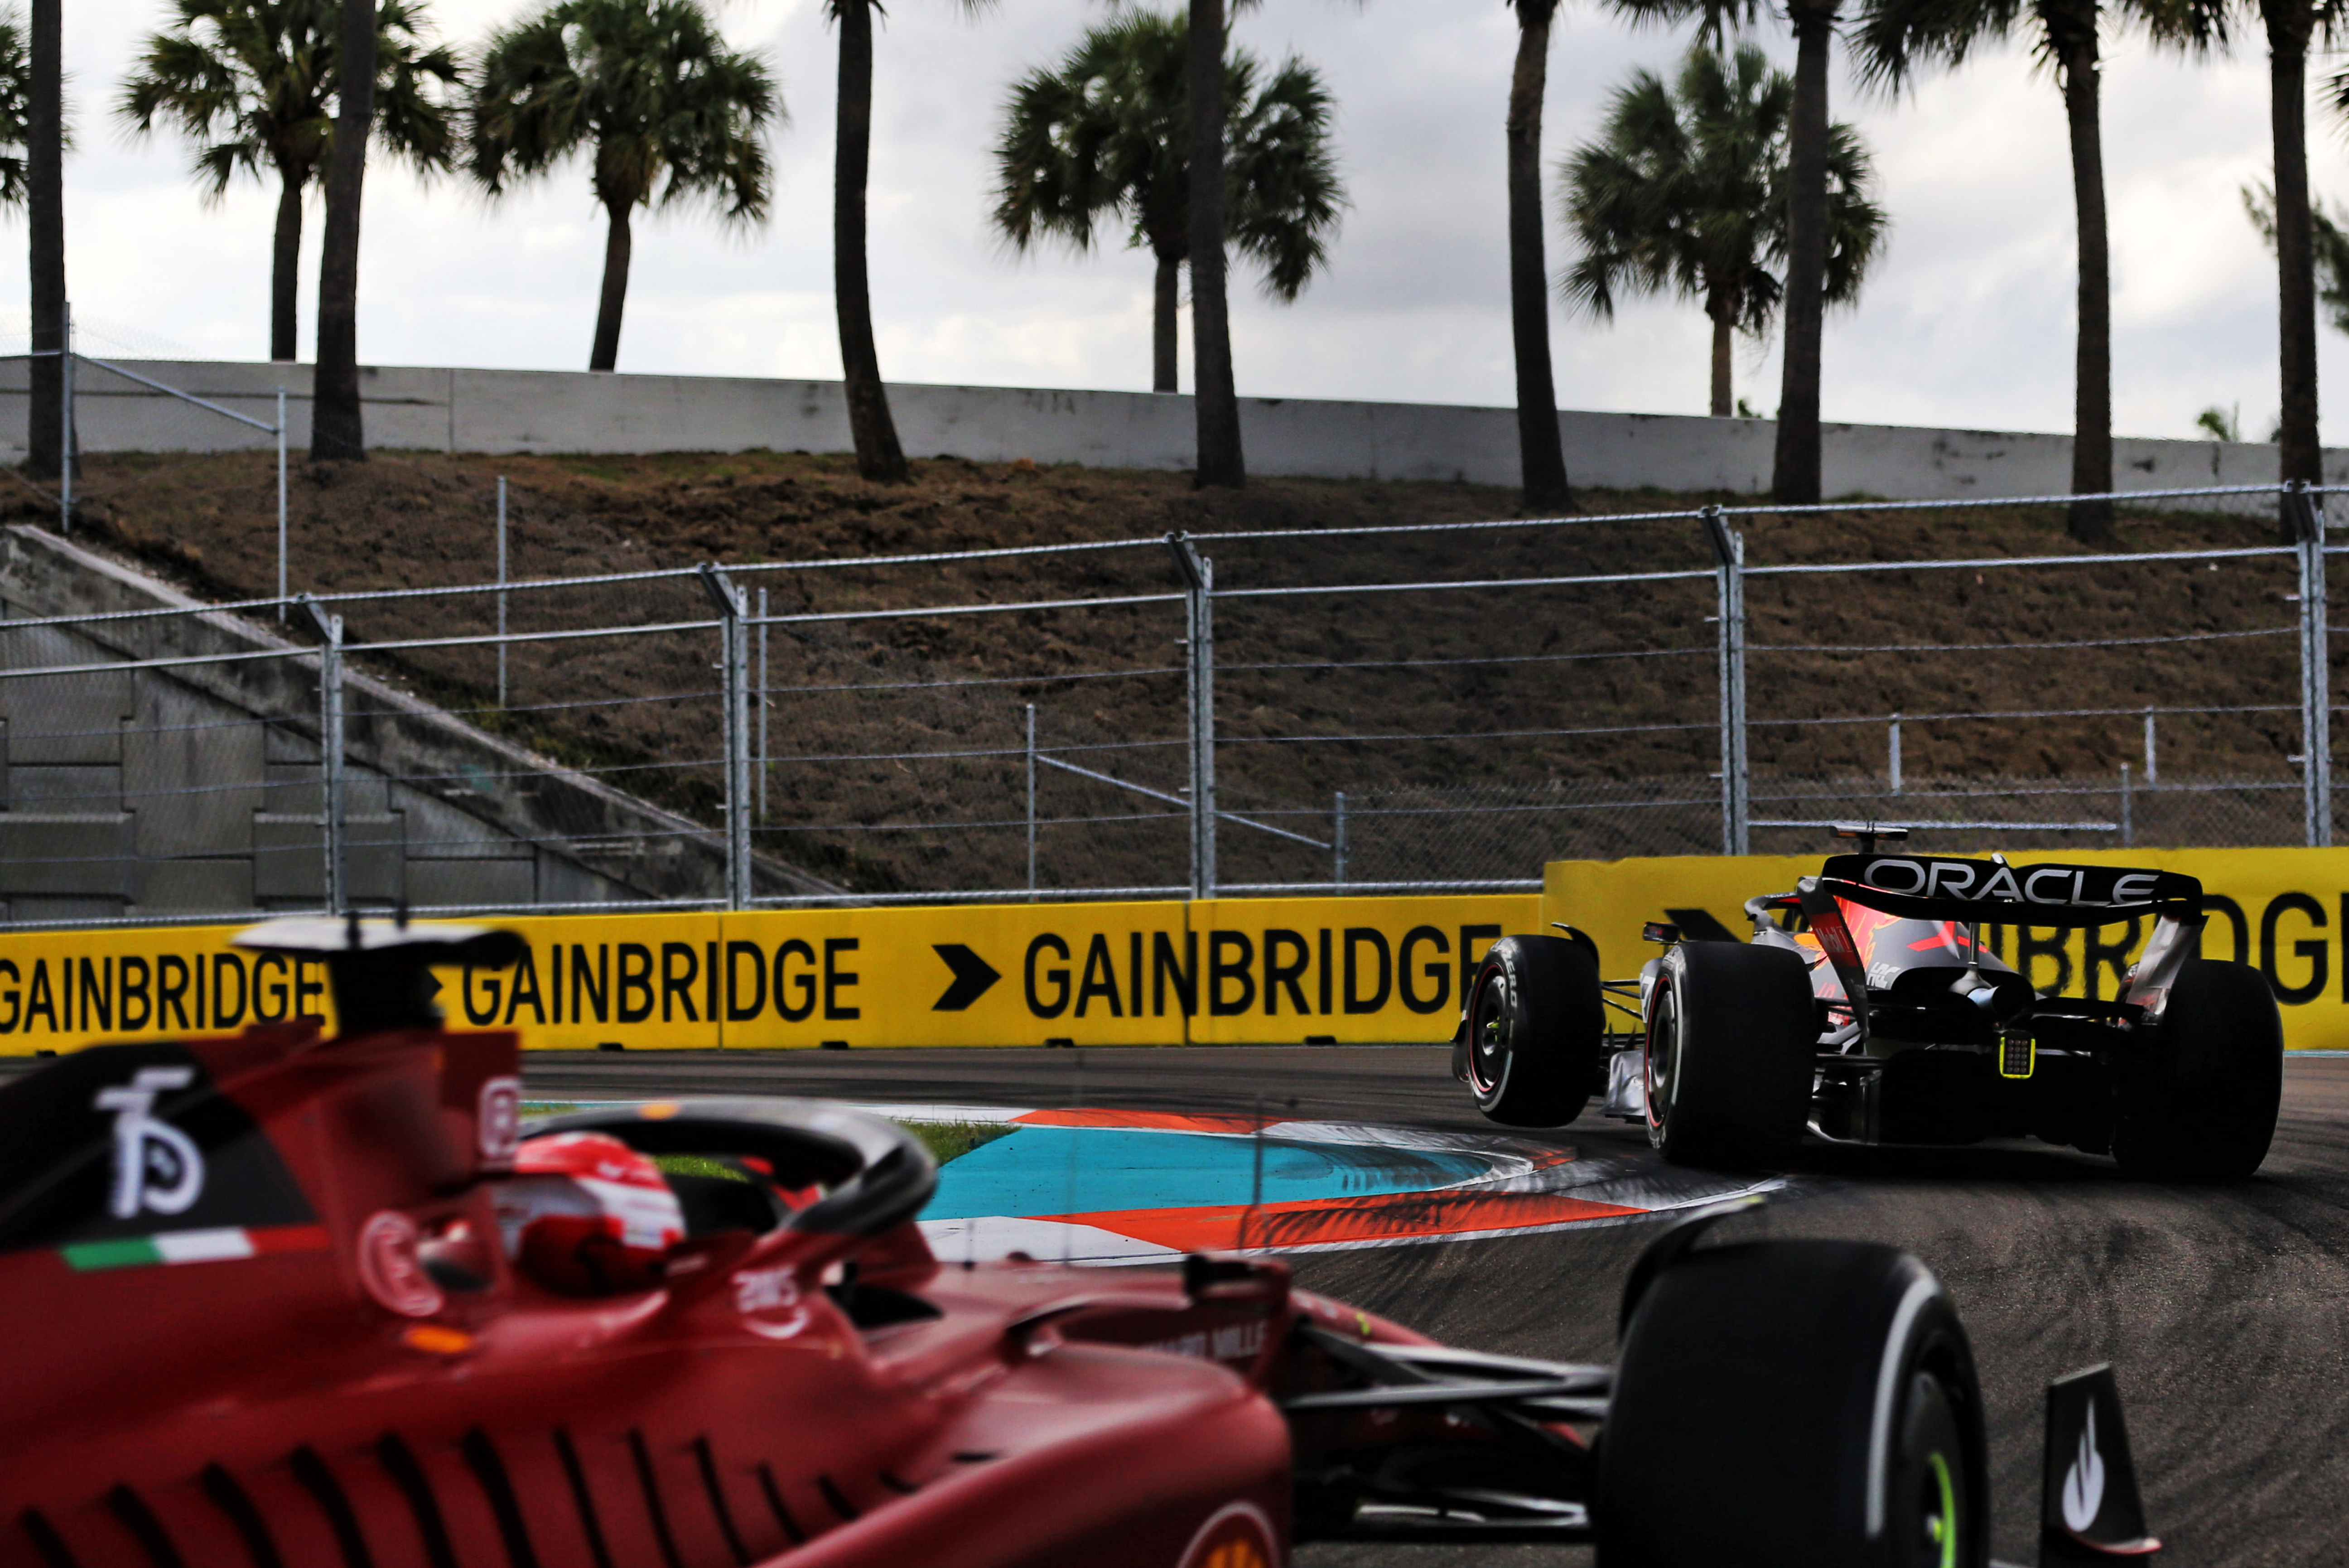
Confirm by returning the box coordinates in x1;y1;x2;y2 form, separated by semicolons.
1638;853;2207;1152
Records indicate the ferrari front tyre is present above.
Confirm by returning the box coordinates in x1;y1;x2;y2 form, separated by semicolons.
1596;1240;1987;1568
2112;956;2283;1180
1462;935;1603;1127
1644;942;1815;1168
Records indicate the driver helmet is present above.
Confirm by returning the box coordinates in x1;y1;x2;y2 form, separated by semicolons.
495;1131;685;1294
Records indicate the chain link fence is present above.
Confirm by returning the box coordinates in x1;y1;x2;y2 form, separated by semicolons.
0;454;2342;926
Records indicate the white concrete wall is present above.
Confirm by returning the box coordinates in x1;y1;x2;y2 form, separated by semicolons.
14;355;2341;507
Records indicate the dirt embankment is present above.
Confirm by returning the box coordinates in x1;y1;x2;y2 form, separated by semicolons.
14;451;2305;890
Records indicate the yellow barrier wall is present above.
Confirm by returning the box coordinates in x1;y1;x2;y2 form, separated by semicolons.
1543;846;2349;1051
0;895;1539;1054
721;902;1192;1050
19;847;2349;1054
1187;897;1535;1044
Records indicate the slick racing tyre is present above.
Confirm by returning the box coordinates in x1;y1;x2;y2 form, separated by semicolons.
1644;941;1815;1168
2112;956;2283;1180
1462;935;1603;1127
1597;1240;1987;1568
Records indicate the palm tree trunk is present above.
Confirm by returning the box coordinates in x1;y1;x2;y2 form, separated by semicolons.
25;0;62;484
2267;2;2321;542
1187;0;1244;488
270;165;304;364
1507;0;1571;511
311;0;378;461
1710;309;1733;419
1154;251;1181;394
2055;5;2113;542
834;0;909;484
590;199;632;373
1772;0;1838;506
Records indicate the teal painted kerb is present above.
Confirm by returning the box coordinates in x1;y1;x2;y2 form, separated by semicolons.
920;1126;1489;1221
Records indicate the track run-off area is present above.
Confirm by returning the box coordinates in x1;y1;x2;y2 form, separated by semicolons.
526;1045;2349;1568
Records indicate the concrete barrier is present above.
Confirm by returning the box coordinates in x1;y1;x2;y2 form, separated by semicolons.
16;357;2341;509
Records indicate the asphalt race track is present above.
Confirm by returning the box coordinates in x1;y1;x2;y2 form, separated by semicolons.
527;1047;2349;1568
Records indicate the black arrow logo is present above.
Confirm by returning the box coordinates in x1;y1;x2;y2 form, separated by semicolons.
931;944;1001;1011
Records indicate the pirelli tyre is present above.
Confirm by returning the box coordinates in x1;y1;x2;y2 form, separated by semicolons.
1461;935;1603;1127
1644;941;1816;1169
2112;956;2284;1180
1597;1240;1988;1568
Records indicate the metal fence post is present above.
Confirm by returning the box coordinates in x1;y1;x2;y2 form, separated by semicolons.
58;301;73;536
1167;534;1215;897
2120;762;2134;848
757;586;770;825
1025;702;1038;899
699;564;752;907
2143;708;2156;784
300;595;346;914
1333;790;1347;888
275;387;289;620
2291;480;2332;846
1889;714;1903;796
496;476;509;707
1700;507;1748;855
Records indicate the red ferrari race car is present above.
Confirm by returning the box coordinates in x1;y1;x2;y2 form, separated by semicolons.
2;917;2157;1568
1456;826;2283;1179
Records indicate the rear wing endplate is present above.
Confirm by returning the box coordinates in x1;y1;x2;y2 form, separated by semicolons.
2041;1364;2160;1563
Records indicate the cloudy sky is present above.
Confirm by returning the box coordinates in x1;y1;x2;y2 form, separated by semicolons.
37;0;2349;442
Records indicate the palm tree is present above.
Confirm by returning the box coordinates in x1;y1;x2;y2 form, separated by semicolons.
309;0;373;462
2261;0;2349;531
119;0;459;365
1853;0;2194;542
1507;0;1572;512
1772;0;1839;504
0;10;34;208
1618;0;1844;503
470;0;777;373
828;0;991;485
1562;41;1884;419
27;0;61;483
1185;0;1243;487
991;9;1343;395
1165;0;1354;491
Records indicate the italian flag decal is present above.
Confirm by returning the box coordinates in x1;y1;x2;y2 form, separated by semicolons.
63;1223;329;1272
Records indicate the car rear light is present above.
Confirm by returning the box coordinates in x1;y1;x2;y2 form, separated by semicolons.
1999;1029;2035;1080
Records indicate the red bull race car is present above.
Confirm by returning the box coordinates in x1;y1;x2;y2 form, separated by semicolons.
1456;827;2283;1178
1;917;2158;1567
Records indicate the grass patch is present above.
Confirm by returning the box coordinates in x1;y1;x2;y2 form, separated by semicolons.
654;1153;748;1182
900;1120;1016;1166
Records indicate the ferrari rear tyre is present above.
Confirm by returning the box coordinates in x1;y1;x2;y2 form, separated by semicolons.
1644;942;1815;1168
1596;1240;1987;1568
1462;936;1603;1127
2113;957;2283;1180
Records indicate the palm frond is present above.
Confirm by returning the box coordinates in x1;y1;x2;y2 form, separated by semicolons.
1559;40;1884;338
468;0;778;224
991;4;1341;298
